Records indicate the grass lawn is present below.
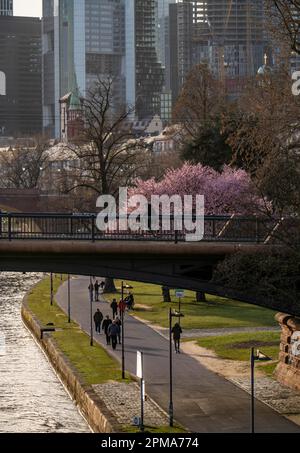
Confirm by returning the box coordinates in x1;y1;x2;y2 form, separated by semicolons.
105;280;277;330
27;275;125;385
193;331;280;376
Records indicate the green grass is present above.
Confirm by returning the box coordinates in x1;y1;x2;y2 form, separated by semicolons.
27;275;126;385
106;280;277;330
195;331;280;362
124;425;186;434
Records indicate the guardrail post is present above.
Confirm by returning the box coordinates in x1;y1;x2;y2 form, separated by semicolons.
8;214;12;241
255;218;260;243
174;230;178;244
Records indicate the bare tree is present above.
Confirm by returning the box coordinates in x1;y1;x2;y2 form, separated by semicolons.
267;1;300;54
68;77;148;199
172;63;225;143
0;136;49;189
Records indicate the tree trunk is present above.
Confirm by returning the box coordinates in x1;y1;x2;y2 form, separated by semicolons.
104;277;117;293
196;291;207;302
162;286;171;302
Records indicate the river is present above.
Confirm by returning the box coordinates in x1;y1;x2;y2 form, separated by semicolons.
0;272;90;433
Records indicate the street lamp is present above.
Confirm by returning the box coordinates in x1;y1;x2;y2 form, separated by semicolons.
67;274;71;323
250;347;272;433
169;308;184;427
89;276;94;346
50;273;54;306
121;281;126;379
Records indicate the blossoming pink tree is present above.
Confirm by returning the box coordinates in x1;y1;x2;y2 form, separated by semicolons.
130;163;262;215
130;163;263;303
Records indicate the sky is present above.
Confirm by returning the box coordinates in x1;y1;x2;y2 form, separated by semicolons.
14;0;42;17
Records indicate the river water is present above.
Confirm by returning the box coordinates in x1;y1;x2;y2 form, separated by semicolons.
0;272;90;433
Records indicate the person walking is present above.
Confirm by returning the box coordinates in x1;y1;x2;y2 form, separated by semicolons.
110;298;118;319
127;293;135;311
108;320;120;351
171;323;183;354
102;315;112;345
118;298;126;317
94;280;100;302
88;282;94;302
100;281;105;292
115;316;122;344
93;309;103;334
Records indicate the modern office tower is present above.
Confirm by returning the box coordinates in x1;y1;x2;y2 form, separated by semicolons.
0;0;13;16
169;1;193;102
135;0;164;118
126;0;164;119
0;15;42;137
42;0;125;138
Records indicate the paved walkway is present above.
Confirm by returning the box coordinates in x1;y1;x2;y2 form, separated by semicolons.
56;276;300;433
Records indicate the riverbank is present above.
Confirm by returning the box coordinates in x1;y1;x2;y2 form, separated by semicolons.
22;276;177;433
21;276;124;433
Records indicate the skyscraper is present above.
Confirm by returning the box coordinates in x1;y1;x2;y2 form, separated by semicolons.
42;0;125;138
0;0;13;16
43;0;164;138
0;15;42;136
168;0;267;100
130;0;164;119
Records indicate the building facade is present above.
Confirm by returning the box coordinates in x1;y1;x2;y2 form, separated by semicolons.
0;16;42;137
132;0;164;119
0;0;13;16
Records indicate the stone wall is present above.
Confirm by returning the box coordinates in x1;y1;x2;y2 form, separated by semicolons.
21;296;122;433
275;313;300;392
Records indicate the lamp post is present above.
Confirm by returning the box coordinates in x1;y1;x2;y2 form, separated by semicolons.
169;308;184;427
89;277;94;347
121;281;125;379
50;273;53;306
250;348;272;433
67;274;71;323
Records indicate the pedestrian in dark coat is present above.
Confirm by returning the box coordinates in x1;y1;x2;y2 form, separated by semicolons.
108;320;120;350
110;298;118;319
94;280;100;301
93;309;103;333
102;315;112;345
115;316;122;344
171;323;183;353
88;282;94;302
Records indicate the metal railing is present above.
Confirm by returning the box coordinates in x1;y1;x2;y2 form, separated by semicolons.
0;212;297;244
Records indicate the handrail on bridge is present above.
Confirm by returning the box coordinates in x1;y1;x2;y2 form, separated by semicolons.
0;211;297;244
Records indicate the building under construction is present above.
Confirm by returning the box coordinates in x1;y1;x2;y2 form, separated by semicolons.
169;1;267;99
196;0;267;93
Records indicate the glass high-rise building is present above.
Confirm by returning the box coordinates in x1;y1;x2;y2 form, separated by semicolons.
0;0;13;16
42;0;125;138
43;0;164;138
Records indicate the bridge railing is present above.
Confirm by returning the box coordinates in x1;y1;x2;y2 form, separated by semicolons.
0;212;297;243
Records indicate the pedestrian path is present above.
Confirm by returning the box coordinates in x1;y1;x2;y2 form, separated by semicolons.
56;276;300;433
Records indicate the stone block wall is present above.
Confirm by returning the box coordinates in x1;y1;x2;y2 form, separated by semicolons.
275;313;300;392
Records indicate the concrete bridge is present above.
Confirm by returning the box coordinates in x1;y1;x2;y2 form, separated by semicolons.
0;212;297;315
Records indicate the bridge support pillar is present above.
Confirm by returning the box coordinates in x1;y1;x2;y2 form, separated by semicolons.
275;313;300;392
